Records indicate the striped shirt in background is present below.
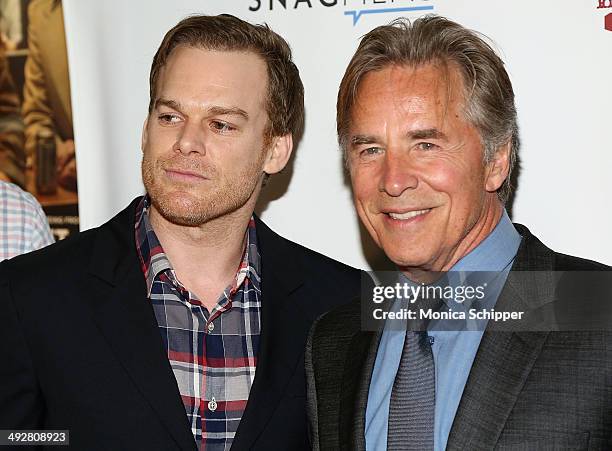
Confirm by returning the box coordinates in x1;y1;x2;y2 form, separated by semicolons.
0;181;54;260
135;197;261;451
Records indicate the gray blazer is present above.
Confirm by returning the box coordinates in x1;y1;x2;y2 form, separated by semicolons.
306;224;612;450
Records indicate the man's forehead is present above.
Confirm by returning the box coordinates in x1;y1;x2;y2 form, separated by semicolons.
350;62;468;123
358;63;463;101
162;46;265;79
155;46;269;112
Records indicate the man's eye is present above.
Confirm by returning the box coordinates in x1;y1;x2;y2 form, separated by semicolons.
360;147;382;157
158;114;181;124
418;142;437;151
211;121;235;133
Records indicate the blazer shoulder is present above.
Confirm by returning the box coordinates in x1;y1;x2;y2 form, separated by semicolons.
553;252;611;271
513;223;610;271
293;240;362;282
1;227;98;282
1;198;139;284
255;216;363;283
273;230;367;317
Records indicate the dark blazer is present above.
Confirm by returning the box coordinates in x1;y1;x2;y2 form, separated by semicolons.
0;197;362;450
306;224;612;450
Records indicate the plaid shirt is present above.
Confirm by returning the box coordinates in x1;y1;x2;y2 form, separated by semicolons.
0;181;54;260
135;197;261;451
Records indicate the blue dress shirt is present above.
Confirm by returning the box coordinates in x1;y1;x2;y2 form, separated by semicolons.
365;211;522;451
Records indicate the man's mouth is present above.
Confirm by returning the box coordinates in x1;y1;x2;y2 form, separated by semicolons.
164;168;209;181
386;208;432;220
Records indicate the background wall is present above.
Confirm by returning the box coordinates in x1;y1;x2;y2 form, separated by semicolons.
63;0;612;269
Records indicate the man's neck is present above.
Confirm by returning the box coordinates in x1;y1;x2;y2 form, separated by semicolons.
149;205;253;311
402;198;504;283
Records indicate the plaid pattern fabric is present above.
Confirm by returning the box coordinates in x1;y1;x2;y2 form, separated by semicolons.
0;181;54;260
135;197;261;451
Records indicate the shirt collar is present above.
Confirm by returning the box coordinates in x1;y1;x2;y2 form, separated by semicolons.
450;209;521;273
394;210;521;326
134;196;261;297
396;210;521;301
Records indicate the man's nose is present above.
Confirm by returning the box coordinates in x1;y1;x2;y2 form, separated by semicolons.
174;121;206;155
379;151;418;197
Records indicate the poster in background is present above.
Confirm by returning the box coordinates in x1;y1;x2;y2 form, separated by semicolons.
63;0;611;269
1;0;78;241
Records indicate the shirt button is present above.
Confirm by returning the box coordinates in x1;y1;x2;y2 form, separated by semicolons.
208;397;217;412
207;322;215;333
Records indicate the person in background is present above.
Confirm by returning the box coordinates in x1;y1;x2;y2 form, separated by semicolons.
0;180;53;260
0;38;25;187
22;0;76;191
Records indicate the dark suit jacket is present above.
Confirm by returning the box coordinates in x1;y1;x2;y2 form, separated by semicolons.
0;198;362;450
306;224;612;450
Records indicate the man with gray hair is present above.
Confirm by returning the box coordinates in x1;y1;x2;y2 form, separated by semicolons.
306;15;611;450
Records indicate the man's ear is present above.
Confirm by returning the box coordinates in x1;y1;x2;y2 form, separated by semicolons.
485;141;511;193
141;117;149;153
263;134;293;175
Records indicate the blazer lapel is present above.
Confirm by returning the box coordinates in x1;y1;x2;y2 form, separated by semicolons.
339;329;382;451
231;218;310;449
447;225;555;450
445;281;549;450
87;200;196;451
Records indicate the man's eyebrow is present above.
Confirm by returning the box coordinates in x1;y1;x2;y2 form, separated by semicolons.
350;135;379;147
207;106;249;121
408;128;448;140
350;129;448;146
154;98;182;111
153;99;249;121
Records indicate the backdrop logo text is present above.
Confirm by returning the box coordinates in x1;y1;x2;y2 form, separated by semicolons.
248;0;434;25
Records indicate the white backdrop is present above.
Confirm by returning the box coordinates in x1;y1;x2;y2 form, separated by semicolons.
63;0;612;269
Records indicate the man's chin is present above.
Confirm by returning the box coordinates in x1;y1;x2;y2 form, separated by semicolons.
154;205;209;227
161;212;208;227
382;247;433;272
149;190;249;228
149;193;212;227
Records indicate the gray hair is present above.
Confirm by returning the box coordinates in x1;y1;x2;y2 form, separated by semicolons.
337;15;519;204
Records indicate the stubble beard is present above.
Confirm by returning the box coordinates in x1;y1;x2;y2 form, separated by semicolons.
141;151;266;227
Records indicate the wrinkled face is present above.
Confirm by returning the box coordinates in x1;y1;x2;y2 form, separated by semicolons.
141;46;273;226
347;63;504;272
